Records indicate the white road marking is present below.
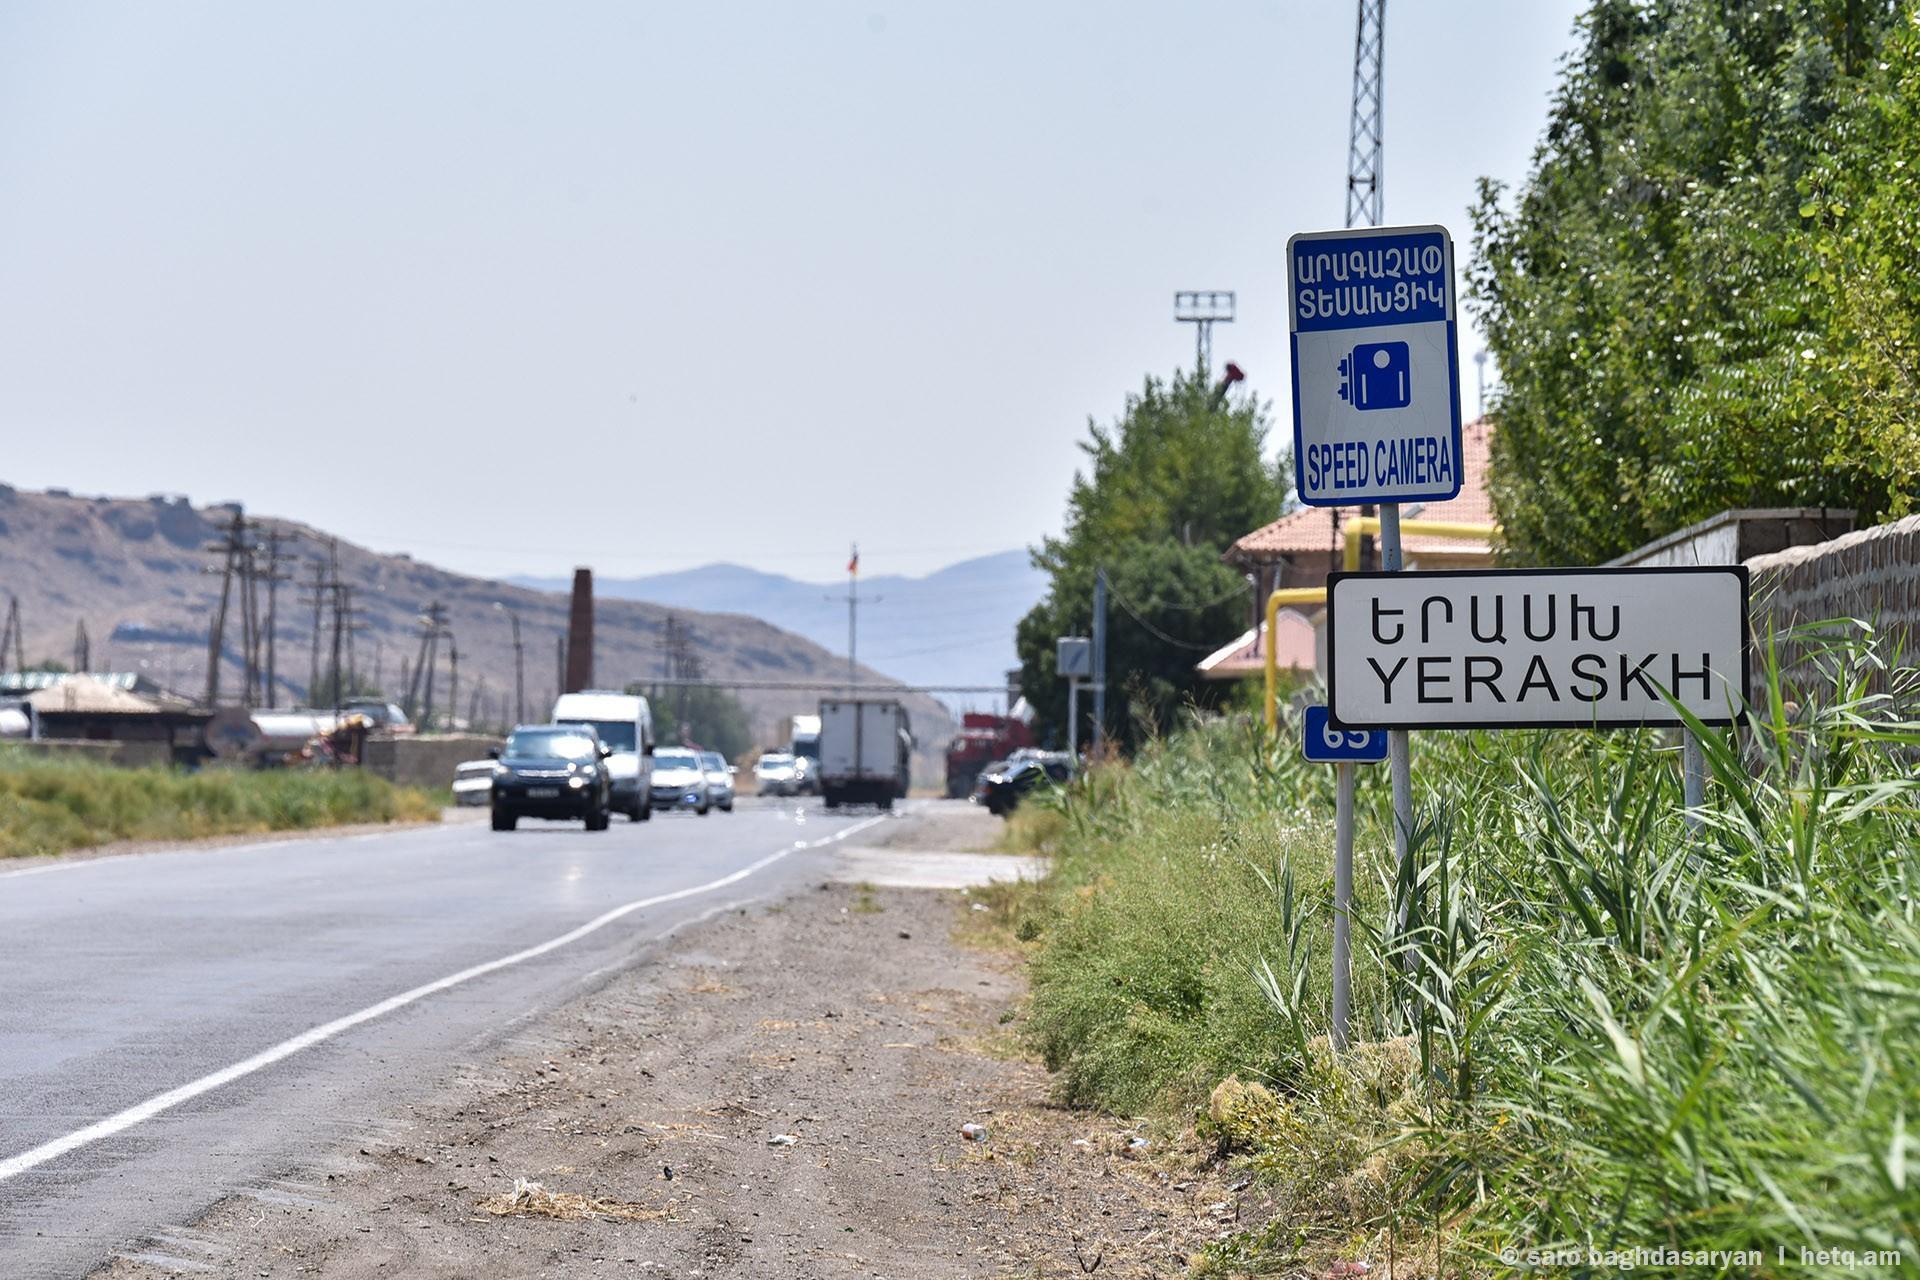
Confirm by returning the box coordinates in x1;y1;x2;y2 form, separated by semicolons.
0;811;886;1183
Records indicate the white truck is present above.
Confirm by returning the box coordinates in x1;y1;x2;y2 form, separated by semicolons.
551;690;654;822
817;698;911;810
787;712;822;795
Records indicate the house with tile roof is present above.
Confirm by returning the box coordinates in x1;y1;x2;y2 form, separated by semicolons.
1198;418;1498;682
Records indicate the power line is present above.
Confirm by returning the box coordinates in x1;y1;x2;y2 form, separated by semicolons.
1102;583;1237;651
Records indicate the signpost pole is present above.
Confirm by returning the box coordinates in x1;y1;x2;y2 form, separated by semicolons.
1067;676;1080;761
1681;732;1706;833
1332;760;1356;1052
1378;505;1416;961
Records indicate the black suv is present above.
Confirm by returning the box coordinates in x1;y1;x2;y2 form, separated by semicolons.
489;724;614;831
979;753;1073;818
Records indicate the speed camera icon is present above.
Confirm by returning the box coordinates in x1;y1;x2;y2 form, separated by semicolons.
1337;341;1411;411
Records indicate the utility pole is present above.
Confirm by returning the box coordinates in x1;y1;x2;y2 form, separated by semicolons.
554;633;565;704
405;602;448;728
237;536;260;706
494;602;525;725
259;530;296;708
339;584;365;697
1349;0;1387;571
72;619;90;674
303;558;327;705
326;540;346;714
203;510;249;706
1;596;24;672
446;631;459;733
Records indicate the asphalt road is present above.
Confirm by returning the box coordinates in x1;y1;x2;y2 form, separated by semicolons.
0;797;885;1279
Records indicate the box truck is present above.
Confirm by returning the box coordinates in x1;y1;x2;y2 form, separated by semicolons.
817;698;911;809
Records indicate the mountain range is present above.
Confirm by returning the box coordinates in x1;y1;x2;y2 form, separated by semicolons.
0;485;958;756
510;550;1048;712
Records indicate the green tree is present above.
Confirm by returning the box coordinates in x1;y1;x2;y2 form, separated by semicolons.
1471;0;1905;565
1795;7;1920;501
1016;368;1285;753
635;683;753;762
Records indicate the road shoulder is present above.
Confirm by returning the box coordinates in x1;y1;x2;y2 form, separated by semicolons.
94;814;1236;1278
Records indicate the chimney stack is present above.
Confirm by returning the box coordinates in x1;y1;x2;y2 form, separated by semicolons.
564;567;593;692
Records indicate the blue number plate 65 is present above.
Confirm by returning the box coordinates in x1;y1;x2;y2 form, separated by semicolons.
1301;705;1388;764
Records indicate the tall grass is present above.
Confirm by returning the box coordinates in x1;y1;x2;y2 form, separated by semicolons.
1004;625;1920;1275
0;752;440;858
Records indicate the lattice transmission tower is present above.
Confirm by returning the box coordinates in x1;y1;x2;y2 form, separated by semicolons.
1345;0;1386;229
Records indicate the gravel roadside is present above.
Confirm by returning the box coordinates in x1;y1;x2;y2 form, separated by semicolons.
92;806;1234;1279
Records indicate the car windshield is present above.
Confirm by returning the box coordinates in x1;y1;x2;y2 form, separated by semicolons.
793;740;819;760
506;729;597;761
701;753;725;770
654;749;699;771
559;718;635;751
758;755;792;769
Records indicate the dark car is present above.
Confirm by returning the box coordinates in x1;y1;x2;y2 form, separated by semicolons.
968;758;1011;806
489;724;614;832
978;753;1073;818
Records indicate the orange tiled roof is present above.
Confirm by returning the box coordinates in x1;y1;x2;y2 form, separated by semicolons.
1195;608;1320;681
1230;418;1496;564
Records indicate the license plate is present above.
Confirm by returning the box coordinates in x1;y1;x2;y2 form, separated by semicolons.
527;787;560;799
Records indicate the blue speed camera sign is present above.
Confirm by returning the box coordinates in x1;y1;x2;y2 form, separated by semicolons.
1288;225;1463;508
1301;704;1387;764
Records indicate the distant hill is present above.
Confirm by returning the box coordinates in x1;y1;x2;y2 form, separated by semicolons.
510;550;1046;712
0;485;956;757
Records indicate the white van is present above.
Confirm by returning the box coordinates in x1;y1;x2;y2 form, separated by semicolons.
551;690;654;822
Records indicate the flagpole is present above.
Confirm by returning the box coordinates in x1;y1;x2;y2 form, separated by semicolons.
847;543;857;693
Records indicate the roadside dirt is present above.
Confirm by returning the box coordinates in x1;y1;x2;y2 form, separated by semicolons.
94;806;1238;1279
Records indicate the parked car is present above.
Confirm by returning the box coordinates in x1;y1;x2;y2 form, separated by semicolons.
489;724;613;831
977;752;1073;818
968;758;1010;805
700;751;736;811
342;699;414;734
752;751;800;796
451;758;494;807
552;690;654;822
648;747;710;815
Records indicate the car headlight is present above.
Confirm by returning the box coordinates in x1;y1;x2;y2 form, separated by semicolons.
492;764;510;779
568;775;588;789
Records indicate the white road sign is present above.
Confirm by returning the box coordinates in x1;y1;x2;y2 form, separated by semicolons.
1288;224;1464;507
1327;567;1749;730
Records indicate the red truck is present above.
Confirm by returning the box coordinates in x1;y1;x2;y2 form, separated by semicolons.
944;712;1034;799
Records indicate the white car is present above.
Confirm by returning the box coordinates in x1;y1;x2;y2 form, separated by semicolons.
648;748;709;815
700;751;736;812
451;758;494;807
753;751;799;796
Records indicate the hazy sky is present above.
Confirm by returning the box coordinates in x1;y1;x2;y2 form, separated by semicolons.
0;1;1583;582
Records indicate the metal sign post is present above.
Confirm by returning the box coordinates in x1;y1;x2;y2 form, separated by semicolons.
1290;223;1464;983
1057;637;1093;761
1303;705;1386;1052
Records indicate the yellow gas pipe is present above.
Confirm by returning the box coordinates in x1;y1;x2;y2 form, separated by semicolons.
1261;517;1498;731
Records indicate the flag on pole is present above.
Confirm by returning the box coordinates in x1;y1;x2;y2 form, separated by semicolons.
847;544;859;576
